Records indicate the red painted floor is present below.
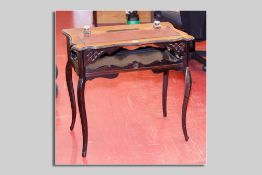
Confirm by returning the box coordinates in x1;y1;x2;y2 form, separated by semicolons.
55;11;206;165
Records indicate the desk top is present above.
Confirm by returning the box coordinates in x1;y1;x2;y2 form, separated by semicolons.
62;22;194;51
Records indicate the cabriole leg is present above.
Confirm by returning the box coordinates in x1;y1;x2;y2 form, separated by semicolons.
162;71;169;117
66;61;77;131
182;67;192;141
77;78;88;157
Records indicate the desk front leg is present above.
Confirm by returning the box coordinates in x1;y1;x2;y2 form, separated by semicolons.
182;67;191;141
65;37;77;131
66;61;77;131
77;78;88;157
162;71;169;117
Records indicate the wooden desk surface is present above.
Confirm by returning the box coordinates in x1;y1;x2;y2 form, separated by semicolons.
62;22;194;51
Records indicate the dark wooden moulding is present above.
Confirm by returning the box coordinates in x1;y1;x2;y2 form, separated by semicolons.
65;36;192;157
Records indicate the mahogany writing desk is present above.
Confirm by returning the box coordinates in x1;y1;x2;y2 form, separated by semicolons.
62;22;194;157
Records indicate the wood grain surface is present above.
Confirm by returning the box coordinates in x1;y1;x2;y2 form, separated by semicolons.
62;22;194;50
96;11;126;24
95;11;152;25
